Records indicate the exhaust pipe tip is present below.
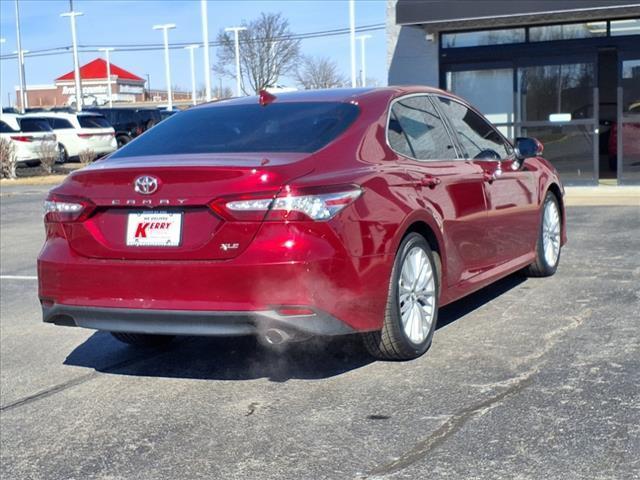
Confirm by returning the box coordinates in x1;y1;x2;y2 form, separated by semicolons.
261;328;292;347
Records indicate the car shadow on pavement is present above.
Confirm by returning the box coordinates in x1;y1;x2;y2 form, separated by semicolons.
64;273;527;382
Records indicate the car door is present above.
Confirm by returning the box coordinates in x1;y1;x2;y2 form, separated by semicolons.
387;94;493;287
436;96;539;268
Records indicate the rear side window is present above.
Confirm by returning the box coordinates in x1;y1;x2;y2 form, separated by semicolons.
116;110;136;124
18;118;53;133
0;121;17;133
110;102;360;157
388;96;457;160
50;118;74;129
79;115;111;129
437;97;511;160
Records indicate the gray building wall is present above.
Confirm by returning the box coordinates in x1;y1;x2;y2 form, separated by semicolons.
386;0;438;87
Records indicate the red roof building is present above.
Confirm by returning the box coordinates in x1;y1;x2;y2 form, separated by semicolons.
55;58;144;82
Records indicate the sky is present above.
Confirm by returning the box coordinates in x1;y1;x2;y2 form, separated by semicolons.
0;0;387;107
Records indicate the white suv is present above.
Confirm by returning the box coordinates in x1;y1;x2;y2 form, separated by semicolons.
28;112;117;162
0;114;58;166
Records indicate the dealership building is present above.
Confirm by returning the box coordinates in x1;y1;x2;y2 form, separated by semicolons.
387;1;640;185
16;58;191;110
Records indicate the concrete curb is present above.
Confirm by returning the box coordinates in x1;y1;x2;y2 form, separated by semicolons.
564;186;640;206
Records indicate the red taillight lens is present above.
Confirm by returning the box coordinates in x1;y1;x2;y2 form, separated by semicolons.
44;194;95;223
210;185;363;222
10;135;33;142
77;133;94;139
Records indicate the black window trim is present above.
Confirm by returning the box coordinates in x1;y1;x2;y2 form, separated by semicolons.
433;94;515;162
385;92;463;162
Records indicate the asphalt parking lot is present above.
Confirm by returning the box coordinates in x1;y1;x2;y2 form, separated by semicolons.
1;184;639;480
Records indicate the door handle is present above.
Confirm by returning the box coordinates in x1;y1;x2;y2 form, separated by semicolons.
419;175;441;189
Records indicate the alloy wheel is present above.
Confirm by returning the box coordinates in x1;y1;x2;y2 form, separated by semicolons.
542;200;561;267
398;246;436;344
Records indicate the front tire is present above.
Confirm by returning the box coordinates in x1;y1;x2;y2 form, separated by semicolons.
525;192;562;277
111;332;174;347
363;233;439;360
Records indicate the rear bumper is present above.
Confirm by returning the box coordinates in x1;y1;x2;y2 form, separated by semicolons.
38;223;393;333
42;304;355;337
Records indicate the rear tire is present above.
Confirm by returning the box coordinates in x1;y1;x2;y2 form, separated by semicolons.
111;332;174;347
57;144;68;164
363;233;439;360
116;135;131;148
525;192;562;277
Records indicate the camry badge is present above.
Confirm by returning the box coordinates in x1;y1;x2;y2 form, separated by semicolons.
134;176;159;195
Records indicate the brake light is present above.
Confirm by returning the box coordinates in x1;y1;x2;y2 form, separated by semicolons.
211;185;363;222
44;195;95;223
77;133;94;139
10;135;33;142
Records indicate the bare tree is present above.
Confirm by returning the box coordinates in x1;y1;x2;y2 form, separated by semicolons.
295;56;347;90
0;137;17;179
216;13;300;95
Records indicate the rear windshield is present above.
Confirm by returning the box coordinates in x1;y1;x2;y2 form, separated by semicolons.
79;115;111;129
109;102;360;158
18;118;53;133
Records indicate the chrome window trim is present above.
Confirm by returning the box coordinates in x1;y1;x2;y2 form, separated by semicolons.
384;92;463;162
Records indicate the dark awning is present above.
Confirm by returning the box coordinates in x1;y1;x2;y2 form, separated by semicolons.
396;0;640;30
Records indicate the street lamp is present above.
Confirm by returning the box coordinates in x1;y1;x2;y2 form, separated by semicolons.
356;34;372;87
185;44;199;106
349;0;356;88
13;49;29;110
60;10;84;111
14;0;27;113
153;23;176;111
224;26;246;97
98;47;114;108
200;0;211;101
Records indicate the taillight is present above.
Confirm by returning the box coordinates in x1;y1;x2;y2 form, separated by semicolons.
44;195;95;223
77;133;94;139
10;135;33;142
211;185;363;222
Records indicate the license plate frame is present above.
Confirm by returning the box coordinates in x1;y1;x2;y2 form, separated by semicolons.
125;211;183;247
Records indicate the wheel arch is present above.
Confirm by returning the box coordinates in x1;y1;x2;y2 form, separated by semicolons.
394;213;447;288
545;182;567;245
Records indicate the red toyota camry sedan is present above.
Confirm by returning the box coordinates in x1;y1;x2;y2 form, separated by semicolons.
38;87;566;360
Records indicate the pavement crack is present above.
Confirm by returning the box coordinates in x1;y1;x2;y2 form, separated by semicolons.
0;351;166;413
359;309;593;479
359;375;534;479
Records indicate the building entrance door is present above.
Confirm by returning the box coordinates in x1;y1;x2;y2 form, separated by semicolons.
617;54;640;184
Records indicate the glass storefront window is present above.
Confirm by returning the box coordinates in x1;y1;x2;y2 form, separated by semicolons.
518;63;595;122
611;18;640;36
620;59;640;184
446;68;514;138
529;22;606;41
442;28;525;48
523;126;595;183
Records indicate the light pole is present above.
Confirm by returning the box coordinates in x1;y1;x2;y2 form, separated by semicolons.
146;73;151;100
200;0;211;101
225;26;246;97
356;35;372;87
349;0;356;88
98;47;114;108
152;23;176;111
185;44;199;106
0;38;4;110
13;49;29;110
61;9;84;111
14;0;27;113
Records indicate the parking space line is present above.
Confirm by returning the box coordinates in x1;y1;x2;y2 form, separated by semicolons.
0;275;38;280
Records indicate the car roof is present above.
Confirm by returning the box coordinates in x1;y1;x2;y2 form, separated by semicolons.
194;86;451;110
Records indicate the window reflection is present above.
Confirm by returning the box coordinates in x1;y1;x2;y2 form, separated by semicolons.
442;28;525;48
529;22;606;41
611;18;640;36
518;63;594;122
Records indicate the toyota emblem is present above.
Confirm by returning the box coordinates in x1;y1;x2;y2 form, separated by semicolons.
134;176;159;195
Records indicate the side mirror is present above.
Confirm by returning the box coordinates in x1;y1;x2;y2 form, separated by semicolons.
514;137;543;160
